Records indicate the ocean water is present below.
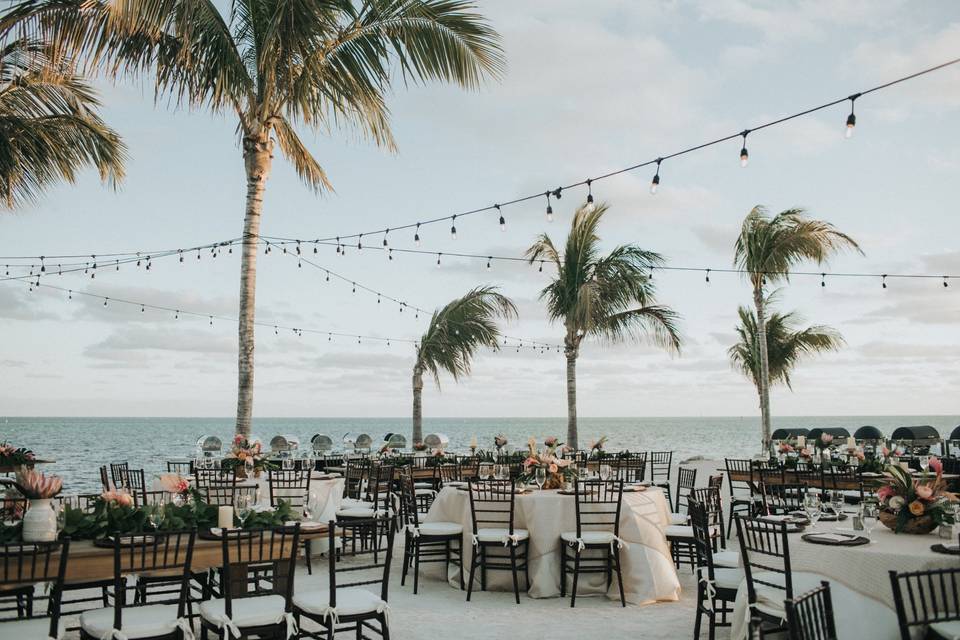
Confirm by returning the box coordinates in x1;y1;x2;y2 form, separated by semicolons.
3;415;958;493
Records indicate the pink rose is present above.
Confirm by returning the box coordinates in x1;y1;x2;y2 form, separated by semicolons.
915;484;934;501
876;485;894;503
548;463;559;474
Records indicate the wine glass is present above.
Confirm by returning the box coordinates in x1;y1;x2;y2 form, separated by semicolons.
862;502;879;540
830;490;845;517
282;457;294;471
235;494;252;529
599;464;611;481
535;467;547;490
919;455;931;474
302;499;313;524
146;505;162;530
803;494;822;531
244;457;254;478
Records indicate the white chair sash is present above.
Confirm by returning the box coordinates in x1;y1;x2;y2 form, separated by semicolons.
567;535;628;553
696;567;717;612
406;524;420;538
97;618;194;640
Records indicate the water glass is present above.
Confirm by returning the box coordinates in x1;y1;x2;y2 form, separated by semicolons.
235;494;252;528
919;455;931;474
829;490;845;516
862;502;879;539
535;467;547;490
803;494;822;530
599;464;612;481
282;457;294;471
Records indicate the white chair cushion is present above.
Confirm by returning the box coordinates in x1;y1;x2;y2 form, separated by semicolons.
294;587;386;618
200;594;289;630
670;512;688;525
339;498;373;509
712;549;740;568
0;617;63;639
415;521;462;536
713;567;743;590
414;488;437;496
930;621;960;640
81;604;185;639
666;525;718;538
337;507;393;518
560;531;617;545
475;528;529;543
413;482;434;489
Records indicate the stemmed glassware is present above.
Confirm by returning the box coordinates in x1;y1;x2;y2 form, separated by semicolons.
535;467;547;490
235;493;252;529
599;464;611;481
803;493;822;531
919;455;931;474
829;490;845;517
861;502;879;540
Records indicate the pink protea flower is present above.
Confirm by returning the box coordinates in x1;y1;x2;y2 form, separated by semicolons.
915;484;934;501
876;485;894;503
14;469;63;499
544;436;558;448
929;457;943;476
102;489;134;507
779;443;794;454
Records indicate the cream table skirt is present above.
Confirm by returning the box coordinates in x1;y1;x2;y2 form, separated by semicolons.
421;486;680;604
730;525;955;639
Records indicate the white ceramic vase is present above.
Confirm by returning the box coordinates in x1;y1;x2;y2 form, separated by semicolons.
22;498;58;542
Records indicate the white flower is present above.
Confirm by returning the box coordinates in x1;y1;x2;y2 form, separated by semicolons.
889;496;906;511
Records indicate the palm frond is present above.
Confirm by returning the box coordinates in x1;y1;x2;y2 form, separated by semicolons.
415;286;517;388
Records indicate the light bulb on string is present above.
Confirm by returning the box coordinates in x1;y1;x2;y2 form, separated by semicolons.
496;204;505;232
209;316;213;326
275;325;279;335
179;250;184;263
436;253;442;268
295;241;301;255
68;289;72;300
882;275;887;289
584;179;595;212
486;257;492;271
739;130;750;167
414;223;422;247
650;159;661;194
383;229;389;248
175;310;179;319
140;305;145;313
538;261;544;273
335;237;341;255
325;271;330;282
845;93;859;139
450;216;457;240
388;248;393;261
357;234;363;251
705;269;711;283
352;283;356;293
40;257;45;273
103;297;108;307
545;192;553;222
313;242;318;254
821;273;826;288
944;277;950;288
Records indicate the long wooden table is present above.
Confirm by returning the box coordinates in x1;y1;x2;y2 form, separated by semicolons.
2;528;330;587
723;467;958;491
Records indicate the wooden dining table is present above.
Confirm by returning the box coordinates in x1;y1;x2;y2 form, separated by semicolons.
723;466;958;491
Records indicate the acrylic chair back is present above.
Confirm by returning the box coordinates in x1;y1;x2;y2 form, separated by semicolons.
573;479;623;538
785;580;838;640
468;479;517;535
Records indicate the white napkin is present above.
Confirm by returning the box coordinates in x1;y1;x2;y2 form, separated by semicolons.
813;533;855;543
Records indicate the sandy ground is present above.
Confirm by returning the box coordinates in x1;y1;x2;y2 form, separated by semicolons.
53;458;731;639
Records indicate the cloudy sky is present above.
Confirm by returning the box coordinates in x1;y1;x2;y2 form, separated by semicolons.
1;0;958;419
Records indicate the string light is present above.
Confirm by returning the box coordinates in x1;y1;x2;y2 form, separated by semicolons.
545;192;553;223
436;253;442;268
486;257;492;271
739;130;750;167
882;274;887;289
383;230;389;248
945;277;950;288
845;93;860;139
357;234;363;251
821;273;826;288
414;223;421;247
650;159;661;195
705;269;710;283
450;216;457;240
584;179;595;212
496;204;505;232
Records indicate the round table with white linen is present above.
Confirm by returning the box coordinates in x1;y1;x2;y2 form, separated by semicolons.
730;524;957;640
421;485;680;604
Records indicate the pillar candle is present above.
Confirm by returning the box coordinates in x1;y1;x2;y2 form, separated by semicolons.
218;506;234;529
846;436;856;449
470;435;478;448
796;436;806;448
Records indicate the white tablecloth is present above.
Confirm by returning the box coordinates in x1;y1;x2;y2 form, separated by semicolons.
422;486;680;604
730;525;956;639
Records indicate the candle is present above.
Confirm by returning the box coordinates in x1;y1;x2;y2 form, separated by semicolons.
470;435;478;448
218;506;234;529
846;436;856;449
796;436;806;448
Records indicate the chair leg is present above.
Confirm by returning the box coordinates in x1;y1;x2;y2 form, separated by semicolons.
560;542;567;597
305;540;313;575
401;535;410;587
571;549;582;608
693;585;704;639
480;546;487;592
457;539;465;591
509;544;521;605
466;546;478;601
381;611;391;640
726;505;734;540
613;546;626;607
413;540;421;595
523;541;530;589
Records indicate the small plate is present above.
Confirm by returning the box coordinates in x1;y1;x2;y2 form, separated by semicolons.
931;543;960;555
802;532;869;546
285;520;325;531
623;485;647;492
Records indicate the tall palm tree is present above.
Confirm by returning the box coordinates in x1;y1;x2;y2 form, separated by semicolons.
734;206;861;448
2;0;504;435
525;203;682;449
412;286;516;444
729;293;845;405
0;38;124;208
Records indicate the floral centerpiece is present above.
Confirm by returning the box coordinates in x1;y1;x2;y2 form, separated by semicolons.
877;458;957;534
494;434;508;455
588;436;608;459
13;469;63;542
222;435;274;478
519;437;576;490
0;442;36;468
412;442;428;453
158;474;191;503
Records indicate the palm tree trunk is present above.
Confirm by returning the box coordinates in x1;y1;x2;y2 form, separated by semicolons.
753;286;772;450
234;135;273;437
565;343;578;450
412;365;424;444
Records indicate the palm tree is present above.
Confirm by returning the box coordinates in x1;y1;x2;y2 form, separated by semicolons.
412;286;516;444
0;38;125;208
2;0;504;435
729;293;845;406
525;203;682;449
734;206;861;448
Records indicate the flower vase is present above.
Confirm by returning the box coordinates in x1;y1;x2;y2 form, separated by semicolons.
879;509;937;535
542;473;564;490
236;467;247;480
22;499;58;542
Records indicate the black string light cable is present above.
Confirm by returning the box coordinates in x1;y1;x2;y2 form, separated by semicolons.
263;236;958;288
283;249;563;350
260;57;960;248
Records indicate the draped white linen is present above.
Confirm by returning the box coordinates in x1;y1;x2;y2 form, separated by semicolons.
422;486;680;604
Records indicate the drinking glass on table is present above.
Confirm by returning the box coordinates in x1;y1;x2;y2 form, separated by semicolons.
235;493;252;529
599;464;612;481
861;502;879;540
829;490;845;516
282;457;294;471
535;467;547;490
803;493;822;531
919;455;931;474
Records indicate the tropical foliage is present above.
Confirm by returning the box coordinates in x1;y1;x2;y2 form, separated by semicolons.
412;286;516;443
728;292;845;391
877;460;956;533
2;0;504;435
0;37;124;208
734;206;861;447
526;203;682;449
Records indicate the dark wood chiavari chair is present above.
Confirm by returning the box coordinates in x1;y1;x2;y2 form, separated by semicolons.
559;479;626;607
78;531;196;640
667;479;723;571
725;458;756;537
458;456;481;482
437;463;461;487
735;515;794;637
99;465;112;492
342;457;371;502
671;466;698;523
889;567;960;640
199;525;301;639
763;482;808;515
109;462;130;490
822;466;864;504
294;516;393;639
614;452;647;484
398;471;464;594
649;451;674;505
466;479;530;604
165;460;193;475
195;468;239;506
793;463;821;495
689;499;740;640
786;580;838;640
0;539;69;637
124;468;150;507
267;469;312;510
